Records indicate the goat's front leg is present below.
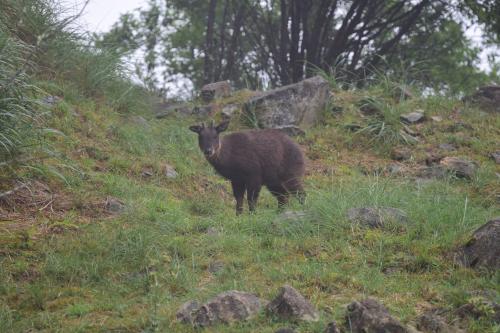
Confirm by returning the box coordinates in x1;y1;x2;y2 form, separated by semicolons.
231;181;246;215
246;179;262;213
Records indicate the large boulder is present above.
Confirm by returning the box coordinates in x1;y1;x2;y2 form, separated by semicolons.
345;298;410;333
192;290;263;327
457;218;500;270
244;76;330;129
266;285;319;322
201;81;232;103
464;85;500;113
347;207;408;229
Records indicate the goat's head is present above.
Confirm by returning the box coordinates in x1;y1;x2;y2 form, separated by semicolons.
189;120;229;158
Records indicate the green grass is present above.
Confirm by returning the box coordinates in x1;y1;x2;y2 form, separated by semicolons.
1;86;499;332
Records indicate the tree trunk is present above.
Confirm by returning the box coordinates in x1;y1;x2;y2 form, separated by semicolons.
203;0;218;84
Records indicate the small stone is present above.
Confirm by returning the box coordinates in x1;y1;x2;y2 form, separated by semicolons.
347;207;408;229
391;147;412;161
155;102;192;118
415;166;447;180
416;312;461;333
208;260;224;274
193;291;263;327
141;166;154;178
438;143;456;151
324;321;340;333
439;157;477;179
387;163;402;175
457;218;500;270
105;197;125;213
131;115;149;126
176;300;200;324
400;111;425;124
40;95;61;107
431;116;443;122
267;285;319;322
345;298;410;333
491;151;500;164
163;164;178;179
192;104;214;116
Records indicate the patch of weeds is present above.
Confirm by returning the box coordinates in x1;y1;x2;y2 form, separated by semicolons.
65;303;92;317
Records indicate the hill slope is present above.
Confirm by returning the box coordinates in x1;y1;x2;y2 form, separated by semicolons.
1;79;499;332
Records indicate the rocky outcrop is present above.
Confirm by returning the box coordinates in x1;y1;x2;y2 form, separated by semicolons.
244;76;329;129
176;300;201;324
192;290;263;327
347;207;408;229
464;85;500;113
457;218;500;270
267;285;319;322
345;298;410;333
416;312;463;333
201;81;232;103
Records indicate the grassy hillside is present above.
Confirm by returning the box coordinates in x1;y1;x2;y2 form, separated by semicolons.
1;2;499;332
0;75;499;332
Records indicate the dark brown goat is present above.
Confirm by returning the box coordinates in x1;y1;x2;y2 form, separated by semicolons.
189;120;306;215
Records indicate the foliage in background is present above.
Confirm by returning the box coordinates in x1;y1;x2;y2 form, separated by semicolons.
98;0;499;96
0;0;151;189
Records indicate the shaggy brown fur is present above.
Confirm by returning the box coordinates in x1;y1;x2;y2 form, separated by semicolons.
189;121;305;214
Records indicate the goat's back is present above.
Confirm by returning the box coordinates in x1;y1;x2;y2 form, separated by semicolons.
217;129;305;185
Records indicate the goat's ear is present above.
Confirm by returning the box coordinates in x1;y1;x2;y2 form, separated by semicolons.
189;125;202;133
216;120;229;133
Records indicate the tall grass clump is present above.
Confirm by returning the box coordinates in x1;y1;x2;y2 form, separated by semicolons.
0;12;44;177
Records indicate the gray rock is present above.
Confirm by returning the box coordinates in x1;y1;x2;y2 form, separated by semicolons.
201;81;232;103
193;290;263;327
141;166;154;178
491;151;500;164
391;147;412;161
176;300;201;324
40;95;61;107
221;104;240;119
400;111;425;124
416;312;463;333
275;125;306;137
438;143;456;151
347;207;408;229
439;157;477;179
324;321;340;333
267;285;319;322
163;164;178;179
244;76;329;129
387;163;403;175
464;85;500;113
105;197;125;213
192;104;214;116
155;102;192;118
345;298;410;333
457;218;500;270
415;166;447;180
431;116;443;122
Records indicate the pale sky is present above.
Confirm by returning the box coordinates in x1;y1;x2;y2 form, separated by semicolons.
77;0;146;33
